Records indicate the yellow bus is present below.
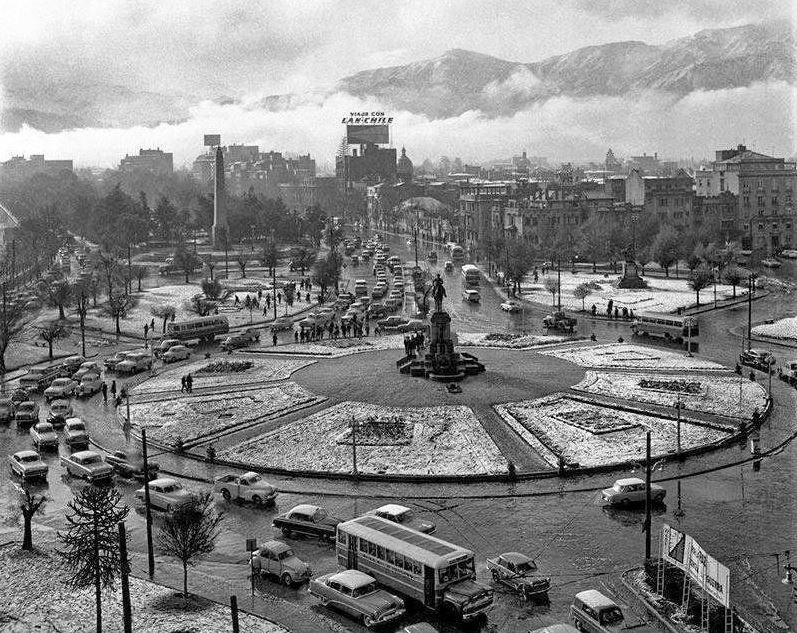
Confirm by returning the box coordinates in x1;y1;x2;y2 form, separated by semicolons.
336;515;493;622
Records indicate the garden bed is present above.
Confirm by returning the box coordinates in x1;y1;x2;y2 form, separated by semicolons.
540;343;724;370
457;332;574;349
752;315;797;342
250;335;404;357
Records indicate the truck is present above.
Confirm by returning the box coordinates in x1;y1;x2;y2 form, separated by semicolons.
214;472;277;505
543;311;577;333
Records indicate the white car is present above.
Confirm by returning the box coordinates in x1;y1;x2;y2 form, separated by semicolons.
64;417;90;449
135;478;195;511
367;504;436;534
30;422;59;450
72;361;101;382
76;373;103;397
10;450;49;481
43;378;78;402
60;450;113;482
501;300;522;313
781;249;797;259
116;351;153;374
601;477;666;506
162;345;191;363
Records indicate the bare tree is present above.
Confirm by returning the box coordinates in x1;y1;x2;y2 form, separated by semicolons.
130;265;149;292
158;493;225;601
201;254;216;281
107;294;134;335
74;285;91;357
235;251;249;278
544;277;558;309
151;304;176;333
38;321;68;360
0;286;26;373
16;485;47;551
58;486;129;633
38;278;73;319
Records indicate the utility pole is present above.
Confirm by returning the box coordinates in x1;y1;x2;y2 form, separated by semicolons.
746;274;753;350
350;417;358;477
230;595;240;633
141;429;155;579
557;257;562;312
118;522;132;633
644;431;652;561
676;394;682;458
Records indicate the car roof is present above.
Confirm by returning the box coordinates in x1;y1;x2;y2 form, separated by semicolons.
52;399;70;406
330;569;376;589
615;478;644;486
575;590;619;609
289;504;320;515
72;450;100;459
374;503;410;516
149;477;179;486
529;625;580;633
261;540;292;554
14;450;39;459
500;552;532;564
34;421;53;429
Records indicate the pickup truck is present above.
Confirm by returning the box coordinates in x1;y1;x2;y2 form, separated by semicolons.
61;450;114;482
214;472;277;505
272;504;341;540
486;552;551;600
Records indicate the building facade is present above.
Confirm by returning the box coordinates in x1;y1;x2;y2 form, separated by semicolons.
0;155;73;180
119;148;173;175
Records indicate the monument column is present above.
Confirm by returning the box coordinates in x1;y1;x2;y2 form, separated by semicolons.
212;146;228;249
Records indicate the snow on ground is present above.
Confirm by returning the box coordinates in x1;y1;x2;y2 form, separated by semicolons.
457;332;574;349
540;343;725;370
0;543;286;633
573;371;767;419
131;356;315;395
219;402;506;475
520;270;744;314
495;394;731;469
752;316;797;342
130;382;320;446
251;334;405;357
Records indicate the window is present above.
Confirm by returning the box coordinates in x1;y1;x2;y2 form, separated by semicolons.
338;531;346;544
758;196;765;206
359;539;368;553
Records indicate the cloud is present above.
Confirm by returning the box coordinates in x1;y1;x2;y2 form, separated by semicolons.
482;68;541;99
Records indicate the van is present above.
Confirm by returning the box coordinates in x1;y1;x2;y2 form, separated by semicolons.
570;590;625;633
20;365;62;392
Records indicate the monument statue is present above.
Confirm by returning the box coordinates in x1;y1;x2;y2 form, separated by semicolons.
431;273;446;313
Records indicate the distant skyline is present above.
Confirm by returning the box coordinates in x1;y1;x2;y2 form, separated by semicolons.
0;1;794;168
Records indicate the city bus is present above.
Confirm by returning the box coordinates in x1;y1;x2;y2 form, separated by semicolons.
166;316;229;343
336;515;493;622
461;264;481;288
630;313;699;344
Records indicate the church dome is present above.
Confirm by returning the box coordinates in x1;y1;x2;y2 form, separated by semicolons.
397;147;414;180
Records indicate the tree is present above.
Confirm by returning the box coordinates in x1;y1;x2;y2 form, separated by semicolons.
74;283;91;356
304;204;327;248
291;247;315;276
651;225;680;277
58;486;129;633
17;485;47;551
572;283;592;311
0;286;26;373
152;195;180;244
201;277;227;302
235;251;249;278
107;294;134;334
130;265;148;292
722;265;743;298
173;247;200;284
39;278;73;319
261;241;279;276
38;321;67;360
313;251;342;303
577;216;609;272
201;254;216;281
689;264;714;306
158;493;224;601
502;239;534;295
637;245;651;275
151;304;176;333
543;277;558;308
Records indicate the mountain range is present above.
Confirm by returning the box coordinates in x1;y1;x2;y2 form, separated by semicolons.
1;20;793;133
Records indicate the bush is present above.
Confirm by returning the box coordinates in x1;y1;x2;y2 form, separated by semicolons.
174;438;185;454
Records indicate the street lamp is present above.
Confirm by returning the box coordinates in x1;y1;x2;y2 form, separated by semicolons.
674;392;683;457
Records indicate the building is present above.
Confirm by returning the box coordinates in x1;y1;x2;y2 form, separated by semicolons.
641;170;694;228
627;152;661;173
119;148;174;175
336;143;397;187
0;155;73;180
396;147;413;182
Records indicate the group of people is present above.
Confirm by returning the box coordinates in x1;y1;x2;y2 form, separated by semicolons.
591;300;635;321
180;374;194;393
293;317;372;343
403;332;425;356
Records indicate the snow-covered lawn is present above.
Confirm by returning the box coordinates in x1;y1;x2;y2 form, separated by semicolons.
573;371;767;419
130;382;320;446
251;335;405;357
520;270;744;314
131;356;315;395
457;332;574;349
752;316;797;342
540;343;725;370
0;544;286;633
496;395;732;469
219;402;506;475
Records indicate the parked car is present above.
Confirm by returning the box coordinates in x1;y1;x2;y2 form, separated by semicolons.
367;504;436;534
64;417;90;449
309;570;406;628
154;339;182;358
462;289;481;303
71;361;101;381
570;590;627;633
106;449;160;480
486;552;551;600
162;345;191;363
501;300;522;313
272;504;341;539
59;355;86;378
214;472;277;505
76;373;104;397
271;316;294;333
0;397;15;423
367;304;388;319
30;421;59;451
47;399;73;427
543;311;577;333
135;478;194;511
116;351;153;374
44;377;78;402
9;449;48;481
251;540;312;587
444;261;454;273
104;350;135;372
15;401;40;426
11;388;29;405
601;478;666;506
398;319;428;334
740;348;776;372
60;450;113;482
377;315;409;330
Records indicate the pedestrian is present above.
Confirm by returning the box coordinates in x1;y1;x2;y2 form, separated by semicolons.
235;295;240;305
591;304;597;316
365;323;370;337
111;380;117;397
258;289;262;300
263;305;268;316
144;323;149;348
277;292;282;304
607;299;614;315
101;381;108;403
150;318;155;331
266;294;271;309
614;307;619;319
272;332;278;346
294;330;298;343
186;374;193;393
306;292;310;303
181;375;186;393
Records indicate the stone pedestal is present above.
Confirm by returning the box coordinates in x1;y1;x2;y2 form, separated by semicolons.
618;260;648;289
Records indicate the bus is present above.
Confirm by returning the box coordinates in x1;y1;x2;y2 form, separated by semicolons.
336;515;493;622
166;316;229;343
461;264;481;288
630;313;699;344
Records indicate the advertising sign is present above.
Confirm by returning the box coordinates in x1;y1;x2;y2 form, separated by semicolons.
687;539;731;608
346;124;390;145
661;524;689;570
204;134;221;147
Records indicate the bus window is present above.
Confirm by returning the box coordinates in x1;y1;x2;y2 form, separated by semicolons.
377;545;385;560
359;539;368;552
386;549;395;565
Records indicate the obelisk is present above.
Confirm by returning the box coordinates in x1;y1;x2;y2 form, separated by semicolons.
212;146;228;249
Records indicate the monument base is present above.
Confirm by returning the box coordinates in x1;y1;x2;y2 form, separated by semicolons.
618;260;648;289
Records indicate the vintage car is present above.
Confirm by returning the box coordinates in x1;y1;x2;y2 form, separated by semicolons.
47;399;73;428
739;348;776;372
250;540;312;587
135;478;195;511
9;449;49;481
309;570;406;628
215;472;277;505
30;422;59;451
115;351;153;374
43;377;78;402
11;388;29;406
61;450;113;482
501;300;522;313
106;449;159;480
154;338;182;358
398;319;428;334
367;304;388;319
366;504;436;534
377;315;409;330
543;311;577;333
601;478;666;506
270;316;294;333
71;361;101;382
59;355;86;377
570;590;627;633
76;373;104;397
272;504;341;540
64;418;90;449
161;345;191;363
486;552;551;600
15;401;40;426
104;350;135;372
462;289;481;303
0;397;15;423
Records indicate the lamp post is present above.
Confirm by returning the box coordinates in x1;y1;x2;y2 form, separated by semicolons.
675;393;682;457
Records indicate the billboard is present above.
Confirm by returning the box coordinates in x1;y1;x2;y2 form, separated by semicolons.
204;134;221;146
346;125;389;145
661;524;689;570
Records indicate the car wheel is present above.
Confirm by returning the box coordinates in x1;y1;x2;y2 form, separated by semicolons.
491;569;500;582
281;573;293;587
363;615;375;627
251;495;262;506
165;504;172;512
319;597;329;607
281;528;292;538
220;489;231;501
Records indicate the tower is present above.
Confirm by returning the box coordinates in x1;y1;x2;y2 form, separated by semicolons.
212;146;227;248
